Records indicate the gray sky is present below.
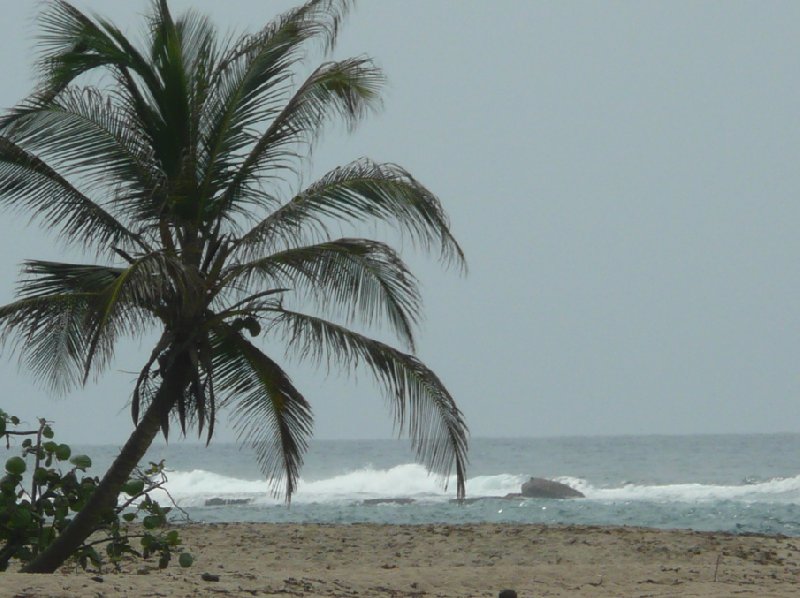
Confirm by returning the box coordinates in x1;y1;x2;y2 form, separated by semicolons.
1;0;800;445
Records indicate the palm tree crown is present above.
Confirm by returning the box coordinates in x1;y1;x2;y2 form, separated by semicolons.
0;0;467;500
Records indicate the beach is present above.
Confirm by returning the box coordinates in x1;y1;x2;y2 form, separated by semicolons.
2;523;799;597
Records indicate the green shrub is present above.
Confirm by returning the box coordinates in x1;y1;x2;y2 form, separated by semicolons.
0;409;193;572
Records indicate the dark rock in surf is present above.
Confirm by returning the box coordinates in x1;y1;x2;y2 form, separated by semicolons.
521;477;584;499
448;494;526;504
449;496;497;504
362;498;416;506
204;497;252;506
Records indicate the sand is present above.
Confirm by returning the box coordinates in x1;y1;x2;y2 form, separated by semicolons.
2;523;799;597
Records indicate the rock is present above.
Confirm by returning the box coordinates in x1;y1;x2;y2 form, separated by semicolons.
204;497;251;506
521;477;584;499
201;573;221;582
362;498;415;506
448;496;497;504
499;590;518;598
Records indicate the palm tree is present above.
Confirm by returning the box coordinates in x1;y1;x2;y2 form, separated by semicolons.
0;0;467;573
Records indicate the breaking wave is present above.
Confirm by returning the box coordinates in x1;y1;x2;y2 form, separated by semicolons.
557;475;800;503
143;465;800;508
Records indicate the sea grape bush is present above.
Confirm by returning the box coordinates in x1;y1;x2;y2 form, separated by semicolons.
0;409;193;572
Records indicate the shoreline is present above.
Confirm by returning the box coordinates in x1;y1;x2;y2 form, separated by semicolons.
3;522;799;597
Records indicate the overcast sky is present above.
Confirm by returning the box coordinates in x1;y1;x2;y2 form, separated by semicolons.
1;0;800;445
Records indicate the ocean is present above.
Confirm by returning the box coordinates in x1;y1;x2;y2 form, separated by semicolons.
7;435;800;535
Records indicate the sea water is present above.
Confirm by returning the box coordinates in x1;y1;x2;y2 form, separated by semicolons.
7;435;800;535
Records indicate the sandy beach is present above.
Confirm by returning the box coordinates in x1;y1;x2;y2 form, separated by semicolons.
2;523;799;597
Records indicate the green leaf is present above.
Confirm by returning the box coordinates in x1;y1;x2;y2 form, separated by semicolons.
122;479;145;496
43;441;58;453
55;443;71;460
158;551;170;569
79;546;102;570
10;506;32;529
0;474;18;494
166;530;180;546
54;501;68;521
42;425;54;439
122;512;137;522
142;515;161;529
5;456;26;475
178;552;193;568
33;467;49;484
69;454;92;470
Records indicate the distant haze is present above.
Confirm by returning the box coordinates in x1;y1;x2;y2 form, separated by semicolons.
1;1;799;444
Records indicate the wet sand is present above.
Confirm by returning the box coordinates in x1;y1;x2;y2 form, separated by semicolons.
3;522;800;597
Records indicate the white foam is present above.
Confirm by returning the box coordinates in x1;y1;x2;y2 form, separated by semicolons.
147;463;463;507
298;463;444;498
555;475;800;503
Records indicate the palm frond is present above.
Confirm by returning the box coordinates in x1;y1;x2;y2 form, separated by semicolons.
15;255;183;382
234;159;466;270
171;4;218;74
129;333;215;445
2;258;168;392
271;309;468;499
1;1;158;131
16;260;123;297
294;0;353;53
75;251;190;380
0;136;148;253
198;14;309;203
36;1;141;79
141;0;194;181
225;238;421;349
211;324;313;499
131;331;172;425
0;294;94;394
6;88;162;218
211;58;384;220
212;0;352;78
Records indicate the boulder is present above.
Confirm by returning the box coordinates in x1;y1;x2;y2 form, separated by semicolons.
449;496;507;504
362;498;415;506
520;477;584;499
204;497;252;506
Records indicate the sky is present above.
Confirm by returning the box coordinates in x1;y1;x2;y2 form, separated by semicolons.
1;0;800;445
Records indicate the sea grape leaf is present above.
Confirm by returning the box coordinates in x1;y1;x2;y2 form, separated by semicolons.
70;455;92;470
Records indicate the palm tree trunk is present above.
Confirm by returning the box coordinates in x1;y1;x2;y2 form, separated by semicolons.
22;354;190;573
